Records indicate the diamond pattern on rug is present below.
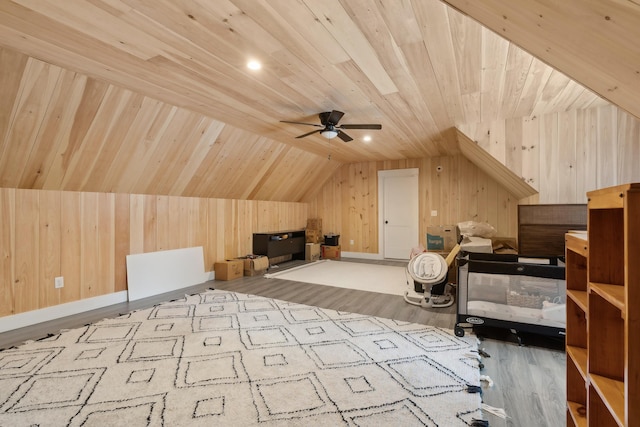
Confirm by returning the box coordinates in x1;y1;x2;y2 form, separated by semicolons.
383;355;466;396
176;352;249;387
69;393;165;427
193;396;225;418
0;290;482;426
0;348;62;378
2;368;105;412
119;336;184;362
336;317;388;335
252;372;338;422
282;307;327;323
305;340;370;368
242;326;299;349
78;323;140;343
406;327;469;352
345;398;437;426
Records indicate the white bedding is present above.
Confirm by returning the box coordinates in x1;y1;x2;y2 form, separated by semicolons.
466;300;565;328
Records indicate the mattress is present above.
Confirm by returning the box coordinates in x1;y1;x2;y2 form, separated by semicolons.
466;300;565;328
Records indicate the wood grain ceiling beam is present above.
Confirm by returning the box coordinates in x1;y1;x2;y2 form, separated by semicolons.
456;128;537;200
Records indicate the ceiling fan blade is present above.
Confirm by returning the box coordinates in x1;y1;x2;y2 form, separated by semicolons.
327;110;345;125
296;129;322;138
338;124;382;130
282;111;375;141
337;130;353;142
280;120;322;127
318;112;330;126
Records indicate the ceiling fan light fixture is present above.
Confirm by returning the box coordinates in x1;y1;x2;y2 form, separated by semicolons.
281;110;380;142
321;129;338;139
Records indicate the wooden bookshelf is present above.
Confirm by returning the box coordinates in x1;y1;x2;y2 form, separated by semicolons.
565;230;588;426
566;183;640;426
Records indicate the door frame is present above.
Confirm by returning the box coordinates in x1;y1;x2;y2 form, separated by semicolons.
378;168;419;259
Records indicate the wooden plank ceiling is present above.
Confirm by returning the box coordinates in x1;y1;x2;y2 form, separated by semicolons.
442;0;640;123
0;0;632;201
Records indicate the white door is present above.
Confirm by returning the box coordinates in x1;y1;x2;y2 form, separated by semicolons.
379;169;419;259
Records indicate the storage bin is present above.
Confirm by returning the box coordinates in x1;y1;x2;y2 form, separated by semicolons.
324;234;340;246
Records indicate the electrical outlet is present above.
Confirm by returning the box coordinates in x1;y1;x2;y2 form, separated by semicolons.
350;239;354;245
54;276;64;289
431;210;438;217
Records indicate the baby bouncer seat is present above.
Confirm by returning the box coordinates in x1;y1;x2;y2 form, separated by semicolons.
404;240;461;308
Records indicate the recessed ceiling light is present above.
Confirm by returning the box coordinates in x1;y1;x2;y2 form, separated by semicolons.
363;135;372;143
247;59;261;70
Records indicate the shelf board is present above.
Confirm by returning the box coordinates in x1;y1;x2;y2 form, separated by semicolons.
587;183;640;209
568;289;588;312
567;345;588;381
567;401;587;427
565;232;588;257
590;283;625;312
590;374;625;426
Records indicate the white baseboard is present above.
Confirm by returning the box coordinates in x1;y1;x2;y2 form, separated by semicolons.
0;291;129;333
341;251;384;260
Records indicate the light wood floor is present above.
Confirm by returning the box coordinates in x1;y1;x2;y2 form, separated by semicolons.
0;258;565;427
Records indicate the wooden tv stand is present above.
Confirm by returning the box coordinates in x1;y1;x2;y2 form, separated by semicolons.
252;230;305;264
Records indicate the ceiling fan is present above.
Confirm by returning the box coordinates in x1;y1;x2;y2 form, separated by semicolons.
280;110;382;142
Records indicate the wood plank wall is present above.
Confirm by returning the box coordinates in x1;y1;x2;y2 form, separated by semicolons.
460;105;640;203
0;188;306;317
3;105;636;316
307;154;519;254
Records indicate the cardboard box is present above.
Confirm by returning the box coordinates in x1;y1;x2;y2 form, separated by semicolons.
460;236;493;253
237;256;269;276
305;243;321;261
491;237;518;254
306;218;323;243
321;245;341;260
426;225;460;252
214;259;244;281
305;229;323;244
306;218;322;230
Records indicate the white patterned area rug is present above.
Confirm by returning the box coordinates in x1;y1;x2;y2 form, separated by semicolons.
0;290;483;426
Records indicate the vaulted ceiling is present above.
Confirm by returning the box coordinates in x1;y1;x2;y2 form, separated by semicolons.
0;0;637;201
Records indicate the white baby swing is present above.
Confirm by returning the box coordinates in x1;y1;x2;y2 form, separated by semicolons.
404;240;461;309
